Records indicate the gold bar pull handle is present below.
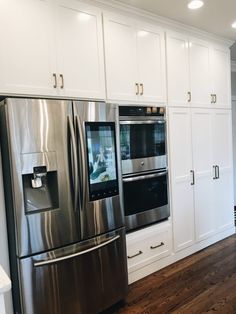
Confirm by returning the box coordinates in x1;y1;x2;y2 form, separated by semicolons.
128;250;143;259
60;74;64;89
140;83;144;95
150;242;164;249
135;83;139;95
53;73;57;88
187;91;191;102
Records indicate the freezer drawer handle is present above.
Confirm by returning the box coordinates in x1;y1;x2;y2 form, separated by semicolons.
33;235;120;267
150;242;164;249
127;251;143;259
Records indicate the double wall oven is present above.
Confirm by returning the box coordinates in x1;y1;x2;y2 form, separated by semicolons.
119;106;170;231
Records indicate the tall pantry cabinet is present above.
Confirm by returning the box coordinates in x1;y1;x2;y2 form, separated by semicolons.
167;30;234;252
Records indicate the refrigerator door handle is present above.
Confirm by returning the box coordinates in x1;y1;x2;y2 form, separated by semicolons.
33;235;120;267
68;115;79;211
75;115;87;211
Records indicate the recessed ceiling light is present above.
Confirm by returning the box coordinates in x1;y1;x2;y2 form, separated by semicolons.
232;22;236;29
188;0;204;10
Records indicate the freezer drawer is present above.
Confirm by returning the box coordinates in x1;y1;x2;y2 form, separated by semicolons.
18;228;128;314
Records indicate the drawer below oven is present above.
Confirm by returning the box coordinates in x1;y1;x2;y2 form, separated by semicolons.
126;222;172;273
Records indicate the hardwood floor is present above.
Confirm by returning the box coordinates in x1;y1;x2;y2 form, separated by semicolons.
104;234;236;313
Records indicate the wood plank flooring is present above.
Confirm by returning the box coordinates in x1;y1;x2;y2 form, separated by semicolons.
104;234;236;314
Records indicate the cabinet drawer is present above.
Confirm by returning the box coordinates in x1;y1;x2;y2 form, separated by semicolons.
126;223;172;272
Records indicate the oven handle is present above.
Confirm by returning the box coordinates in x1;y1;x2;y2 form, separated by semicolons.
122;171;167;183
119;120;165;125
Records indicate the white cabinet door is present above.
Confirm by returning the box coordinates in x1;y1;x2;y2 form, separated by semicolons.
166;32;190;107
212;110;234;231
56;0;105;99
191;109;215;242
103;13;137;101
211;46;231;108
168;107;195;252
189;38;212;108
136;24;166;102
0;0;56;96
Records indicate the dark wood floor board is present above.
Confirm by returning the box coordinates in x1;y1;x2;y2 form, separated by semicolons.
104;235;236;314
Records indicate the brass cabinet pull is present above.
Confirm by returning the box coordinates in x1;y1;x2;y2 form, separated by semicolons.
53;73;57;88
60;74;64;89
187;91;191;102
135;83;139;95
190;170;195;185
150;242;164;249
128;250;143;259
140;83;144;95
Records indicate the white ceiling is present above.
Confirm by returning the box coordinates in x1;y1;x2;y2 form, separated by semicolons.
114;0;236;60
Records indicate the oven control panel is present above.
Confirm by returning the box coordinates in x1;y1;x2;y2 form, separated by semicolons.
119;106;165;117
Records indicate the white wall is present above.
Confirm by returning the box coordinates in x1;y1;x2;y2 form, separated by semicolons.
0;150;13;314
232;69;236;206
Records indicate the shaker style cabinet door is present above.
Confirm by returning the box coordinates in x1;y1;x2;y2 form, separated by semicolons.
212;110;234;231
0;0;56;96
189;38;212;108
103;13;166;103
136;24;166;102
55;0;106;99
166;32;190;107
168;107;195;252
191;108;215;242
103;13;137;102
211;46;231;108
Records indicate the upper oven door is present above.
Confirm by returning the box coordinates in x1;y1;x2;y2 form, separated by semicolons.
119;119;167;174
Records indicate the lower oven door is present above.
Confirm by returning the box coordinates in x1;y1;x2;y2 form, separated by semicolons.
123;170;170;231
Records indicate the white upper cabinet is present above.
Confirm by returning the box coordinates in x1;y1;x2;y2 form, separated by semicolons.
166;32;189;107
166;31;231;108
211;46;231;108
103;13;166;103
103;14;137;101
189;38;212;108
0;0;56;96
56;0;106;99
0;0;106;99
136;24;166;102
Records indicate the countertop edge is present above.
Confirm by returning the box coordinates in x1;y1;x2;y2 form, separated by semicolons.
0;265;11;294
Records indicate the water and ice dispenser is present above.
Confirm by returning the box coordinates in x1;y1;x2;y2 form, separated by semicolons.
22;156;59;214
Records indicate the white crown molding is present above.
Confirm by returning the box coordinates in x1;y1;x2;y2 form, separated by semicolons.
88;0;235;47
232;61;236;72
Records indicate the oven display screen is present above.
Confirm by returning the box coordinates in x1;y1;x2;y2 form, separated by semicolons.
85;122;119;201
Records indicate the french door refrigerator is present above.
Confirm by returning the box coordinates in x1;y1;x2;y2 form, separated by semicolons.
0;98;128;314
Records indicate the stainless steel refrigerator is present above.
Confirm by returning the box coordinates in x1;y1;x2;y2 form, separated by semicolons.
0;98;128;314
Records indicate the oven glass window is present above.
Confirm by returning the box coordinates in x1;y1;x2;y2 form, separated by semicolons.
123;172;168;216
120;122;165;160
85;122;119;201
